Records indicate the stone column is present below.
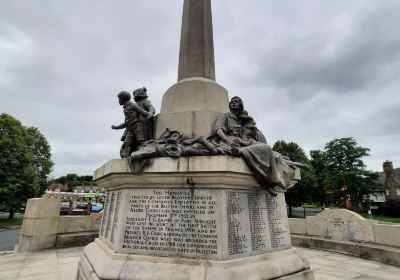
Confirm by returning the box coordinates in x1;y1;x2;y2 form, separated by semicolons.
178;0;215;81
155;0;229;138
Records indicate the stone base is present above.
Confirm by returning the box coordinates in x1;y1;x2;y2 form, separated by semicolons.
78;239;314;280
156;77;229;138
56;231;99;248
292;234;400;267
17;198;60;252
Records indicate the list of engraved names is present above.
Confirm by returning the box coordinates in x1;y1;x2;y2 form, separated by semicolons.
121;190;218;256
227;191;290;256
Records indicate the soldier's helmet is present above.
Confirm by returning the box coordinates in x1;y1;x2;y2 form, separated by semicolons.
133;87;148;98
117;91;131;102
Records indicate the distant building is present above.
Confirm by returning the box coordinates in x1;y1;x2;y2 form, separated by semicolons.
47;183;69;192
72;186;104;194
380;161;400;201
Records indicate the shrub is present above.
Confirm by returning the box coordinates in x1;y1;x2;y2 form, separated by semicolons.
378;200;400;218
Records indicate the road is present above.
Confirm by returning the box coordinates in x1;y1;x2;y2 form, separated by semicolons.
0;212;23;251
290;207;323;217
0;212;24;219
0;229;20;251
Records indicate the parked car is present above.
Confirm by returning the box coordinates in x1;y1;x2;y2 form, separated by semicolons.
91;203;103;212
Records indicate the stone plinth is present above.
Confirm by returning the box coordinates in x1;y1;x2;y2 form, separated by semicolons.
305;209;375;242
17;198;60;252
155;77;229;138
78;156;314;279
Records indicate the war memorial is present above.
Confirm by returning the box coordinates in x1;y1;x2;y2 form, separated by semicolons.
76;1;314;279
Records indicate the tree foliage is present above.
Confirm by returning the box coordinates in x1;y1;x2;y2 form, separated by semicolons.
311;137;383;211
273;140;316;216
50;173;95;191
309;150;330;206
0;114;53;218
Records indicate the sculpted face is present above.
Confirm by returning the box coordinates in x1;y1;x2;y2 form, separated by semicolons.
229;97;243;111
118;96;125;105
230;125;242;137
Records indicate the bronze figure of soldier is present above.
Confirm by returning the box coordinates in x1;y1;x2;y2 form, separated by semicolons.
133;87;155;141
111;91;151;158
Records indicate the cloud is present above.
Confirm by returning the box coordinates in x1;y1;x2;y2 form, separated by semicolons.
1;0;400;176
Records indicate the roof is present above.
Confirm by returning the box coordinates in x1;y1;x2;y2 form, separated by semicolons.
48;183;69;192
379;167;400;186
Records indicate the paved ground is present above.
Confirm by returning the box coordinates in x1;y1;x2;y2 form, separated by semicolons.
0;246;400;280
297;247;400;280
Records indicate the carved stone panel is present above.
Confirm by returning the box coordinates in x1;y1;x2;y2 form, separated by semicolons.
101;186;291;261
226;190;291;259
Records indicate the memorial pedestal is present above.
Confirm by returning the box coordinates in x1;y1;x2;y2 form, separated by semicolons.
155;77;229;138
77;156;314;280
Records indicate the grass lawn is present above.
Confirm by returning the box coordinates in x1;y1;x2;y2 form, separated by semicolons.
359;213;400;224
302;203;320;208
0;218;23;228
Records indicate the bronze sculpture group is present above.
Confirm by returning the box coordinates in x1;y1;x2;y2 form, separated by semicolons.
111;88;155;158
112;90;305;195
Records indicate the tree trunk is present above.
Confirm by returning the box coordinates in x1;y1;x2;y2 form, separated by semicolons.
351;198;360;212
288;205;293;217
8;205;15;219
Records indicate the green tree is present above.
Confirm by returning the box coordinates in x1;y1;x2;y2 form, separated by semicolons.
50;174;95;191
26;127;53;197
0;114;53;219
323;137;382;211
310;150;329;206
273;140;316;217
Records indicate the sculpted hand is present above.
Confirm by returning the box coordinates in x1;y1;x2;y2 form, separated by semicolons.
232;137;241;147
225;138;234;146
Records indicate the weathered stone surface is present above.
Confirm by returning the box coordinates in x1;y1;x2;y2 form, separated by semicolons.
78;239;312;280
94;156;252;180
81;156;313;279
178;0;215;81
23;197;60;219
58;216;91;234
56;231;99;248
99;188;291;261
374;223;400;248
292;234;400;267
156;78;229;138
90;212;103;231
289;218;307;235
160;78;228;114
21;217;59;236
17;198;60;252
17;234;57;252
305;209;375;242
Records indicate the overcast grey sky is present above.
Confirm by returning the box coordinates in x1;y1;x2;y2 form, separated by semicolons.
1;0;399;177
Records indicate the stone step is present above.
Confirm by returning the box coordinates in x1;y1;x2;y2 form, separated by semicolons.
56;231;98;248
292;234;400;267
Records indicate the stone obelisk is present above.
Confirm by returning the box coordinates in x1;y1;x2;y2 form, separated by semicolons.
155;0;229;138
178;0;215;81
78;1;314;279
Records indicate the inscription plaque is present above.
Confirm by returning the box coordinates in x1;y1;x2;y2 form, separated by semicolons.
110;191;122;243
104;192;115;240
227;191;290;258
99;191;110;238
103;188;291;260
266;193;291;249
118;189;219;257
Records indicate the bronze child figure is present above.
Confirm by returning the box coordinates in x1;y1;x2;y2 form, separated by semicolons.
132;87;156;141
111;91;151;158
